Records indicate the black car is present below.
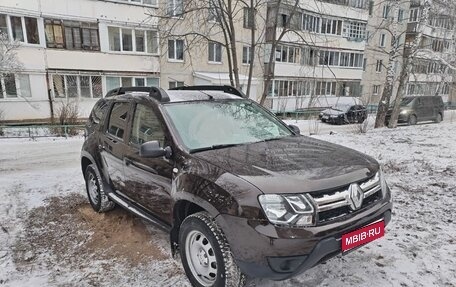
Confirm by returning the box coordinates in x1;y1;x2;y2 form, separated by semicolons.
319;104;367;125
386;96;444;125
81;85;392;286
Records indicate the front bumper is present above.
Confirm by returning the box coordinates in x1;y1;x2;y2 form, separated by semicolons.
216;199;392;281
386;113;408;124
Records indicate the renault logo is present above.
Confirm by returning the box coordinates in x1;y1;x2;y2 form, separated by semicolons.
348;183;364;210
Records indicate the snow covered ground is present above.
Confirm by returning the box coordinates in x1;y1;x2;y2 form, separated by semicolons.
0;117;455;286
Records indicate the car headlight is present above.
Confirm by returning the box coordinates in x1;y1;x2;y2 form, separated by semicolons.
330;115;339;118
258;194;315;227
400;110;409;115
379;168;390;198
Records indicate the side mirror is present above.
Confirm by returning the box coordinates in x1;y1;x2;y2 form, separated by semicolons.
288;124;301;135
140;141;172;158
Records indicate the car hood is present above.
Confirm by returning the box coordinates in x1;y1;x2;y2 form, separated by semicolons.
192;136;379;194
321;108;344;116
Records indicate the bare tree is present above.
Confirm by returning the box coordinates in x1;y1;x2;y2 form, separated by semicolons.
373;0;407;128
388;0;440;128
0;32;22;74
153;0;267;95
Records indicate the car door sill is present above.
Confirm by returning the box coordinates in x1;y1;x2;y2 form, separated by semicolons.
107;191;172;232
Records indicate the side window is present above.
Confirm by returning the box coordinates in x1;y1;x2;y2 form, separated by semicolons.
107;102;130;140
130;104;165;146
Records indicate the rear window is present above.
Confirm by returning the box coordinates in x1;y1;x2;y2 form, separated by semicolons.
89;99;109;124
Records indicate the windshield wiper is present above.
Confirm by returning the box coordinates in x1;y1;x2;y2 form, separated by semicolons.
189;143;242;153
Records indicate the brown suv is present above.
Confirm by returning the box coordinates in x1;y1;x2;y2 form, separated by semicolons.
81;86;392;286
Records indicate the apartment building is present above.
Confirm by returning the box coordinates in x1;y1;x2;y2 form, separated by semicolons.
361;0;408;104
404;0;454;103
157;0;264;100
263;0;371;112
0;0;160;121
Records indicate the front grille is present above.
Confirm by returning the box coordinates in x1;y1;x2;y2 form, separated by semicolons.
309;174;383;224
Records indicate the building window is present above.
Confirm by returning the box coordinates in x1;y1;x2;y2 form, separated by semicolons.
242;46;252;64
343;21;367;40
398;9;404;22
6;16;40;44
409;8;419;22
275;45;300;63
243;7;254;29
167;0;184;17
169;81;184;89
0;74;32;98
52;74;103;99
108;27;158;53
318;50;363;68
208;41;222;63
376;60;383;72
0;15;8;35
208;1;221;22
373;85;381;95
66;21;99;50
301;47;318;66
168;39;184;61
302;14;320;33
321;18;343;35
44;20;64;48
109;0;157;5
382;5;390;19
106;76;158;91
379;33;386;47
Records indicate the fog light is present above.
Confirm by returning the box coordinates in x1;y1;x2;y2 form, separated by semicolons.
296;215;313;226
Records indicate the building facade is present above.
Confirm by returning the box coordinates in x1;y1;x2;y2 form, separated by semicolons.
1;0;455;122
361;0;409;105
404;0;454;104
0;0;160;122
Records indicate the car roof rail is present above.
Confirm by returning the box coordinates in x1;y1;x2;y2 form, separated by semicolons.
169;85;247;98
105;86;170;102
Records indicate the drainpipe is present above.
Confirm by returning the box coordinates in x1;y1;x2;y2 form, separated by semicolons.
46;71;54;123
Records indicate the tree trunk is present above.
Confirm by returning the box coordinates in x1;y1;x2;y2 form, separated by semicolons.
388;0;431;128
246;0;255;98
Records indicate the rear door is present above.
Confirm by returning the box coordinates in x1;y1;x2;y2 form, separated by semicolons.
100;101;131;191
122;103;173;224
414;97;427;121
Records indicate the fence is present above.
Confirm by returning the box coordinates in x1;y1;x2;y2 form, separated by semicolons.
0;124;86;139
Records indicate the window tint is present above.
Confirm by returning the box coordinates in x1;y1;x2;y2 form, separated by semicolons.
130;104;165;146
107;102;130;139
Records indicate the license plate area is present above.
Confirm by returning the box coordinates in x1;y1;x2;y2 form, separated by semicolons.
342;220;385;253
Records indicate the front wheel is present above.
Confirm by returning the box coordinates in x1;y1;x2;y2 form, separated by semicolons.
435;113;442;123
408;115;417;125
84;164;115;213
179;212;246;287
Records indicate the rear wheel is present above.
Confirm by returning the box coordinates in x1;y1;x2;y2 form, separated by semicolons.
435;113;443;123
179;212;246;287
84;164;115;213
408;115;417;126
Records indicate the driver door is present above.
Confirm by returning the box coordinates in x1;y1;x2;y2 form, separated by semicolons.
122;103;173;224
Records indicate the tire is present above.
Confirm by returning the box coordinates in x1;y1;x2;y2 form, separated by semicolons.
84;164;115;213
179;212;246;287
435;113;442;123
408;115;417;126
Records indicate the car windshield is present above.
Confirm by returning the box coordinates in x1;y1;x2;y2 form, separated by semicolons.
163;100;293;152
400;97;415;107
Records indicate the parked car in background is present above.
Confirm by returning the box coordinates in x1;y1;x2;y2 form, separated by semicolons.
81;86;392;286
385;96;444;125
319;104;367;125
